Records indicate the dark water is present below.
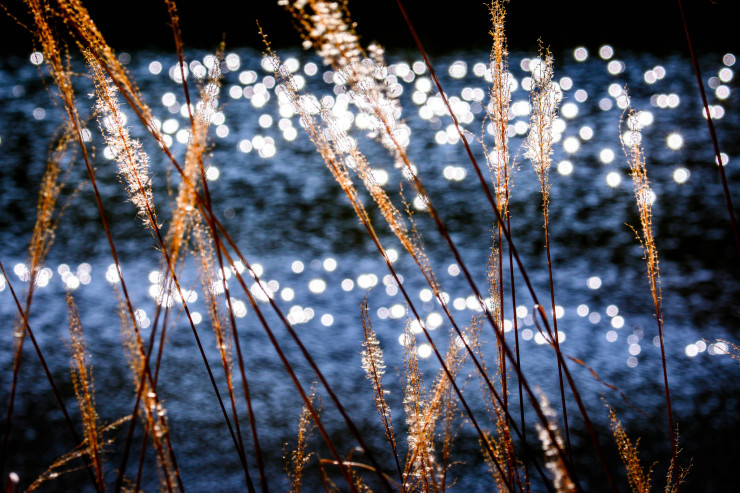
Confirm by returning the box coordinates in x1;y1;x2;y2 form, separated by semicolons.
1;45;739;491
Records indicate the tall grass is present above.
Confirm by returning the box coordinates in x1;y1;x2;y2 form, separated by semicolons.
0;0;736;491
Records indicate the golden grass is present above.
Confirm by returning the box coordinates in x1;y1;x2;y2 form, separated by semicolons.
2;0;734;491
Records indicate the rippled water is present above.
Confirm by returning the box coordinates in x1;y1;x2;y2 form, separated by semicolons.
1;45;739;491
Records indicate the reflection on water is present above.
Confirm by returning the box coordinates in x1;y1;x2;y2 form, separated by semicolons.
1;45;739;490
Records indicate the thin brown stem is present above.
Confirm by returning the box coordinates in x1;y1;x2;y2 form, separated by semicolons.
676;0;740;267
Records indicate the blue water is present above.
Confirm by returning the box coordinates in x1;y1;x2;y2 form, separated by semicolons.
1;45;739;491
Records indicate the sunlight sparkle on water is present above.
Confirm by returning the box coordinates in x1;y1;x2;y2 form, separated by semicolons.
561;102;578;119
390;304;405;319
409;319;424;334
226;85;240;100
205;166;220;181
708;341;729;355
607;60;625;75
14;263;29;282
555;306;565;319
416;344;432;359
308;278;326;294
30;51;43;65
574;47;588;62
322;258;337;272
667;132;683;150
599;98;613;111
715;86;730;100
587;276;602;289
718;67;733;83
599;45;614;60
34;267;52;288
563;136;580;154
426;312;443;330
605;170;624;188
149;61;162;75
443;165;466;181
232;299;247;318
357;274;378;289
715;153;729;166
238;140;252;153
105;264;121;284
600;149;615;164
606;331;618;342
280;287;295;302
169;63;188;83
673;167;690;184
398;333;412;346
557;160;573;176
611;316;625;329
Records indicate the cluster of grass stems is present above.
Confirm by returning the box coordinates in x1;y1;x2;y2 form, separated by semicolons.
0;0;737;491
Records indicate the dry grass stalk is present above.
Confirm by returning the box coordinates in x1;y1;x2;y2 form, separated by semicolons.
525;44;572;464
716;339;740;362
28;132;72;282
87;53;156;229
166;74;216;266
607;406;652;493
271;48;442;310
535;393;575;493
272;55;499;488
83;27;244;486
401;327;437;491
278;0;409;167
2;6;111;487
622;109;662;325
21;12;157;463
280;10;581;475
485;0;514;411
3;126;73;467
401;322;473;491
269;17;532;488
360;300;402;483
118;298;178;491
485;6;515;417
486;0;514;212
525;47;560;213
65;293;105;490
272;51;509;488
57;0;161;136
23;7;174;483
621;107;676;474
25;416;131;492
469;313;524;492
193;220;234;375
664;430;690;493
285;384;319;493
